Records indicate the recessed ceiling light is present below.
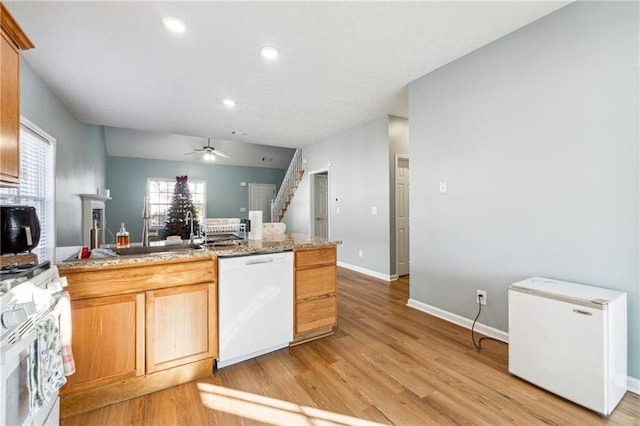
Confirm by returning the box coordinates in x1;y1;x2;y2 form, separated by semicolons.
223;99;236;107
163;17;186;33
259;46;279;59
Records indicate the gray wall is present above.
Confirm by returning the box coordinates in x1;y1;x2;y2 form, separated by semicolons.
106;156;285;243
20;59;107;247
388;116;409;276
408;1;639;378
285;116;392;276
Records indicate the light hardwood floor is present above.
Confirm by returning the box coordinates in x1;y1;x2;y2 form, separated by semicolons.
62;268;640;425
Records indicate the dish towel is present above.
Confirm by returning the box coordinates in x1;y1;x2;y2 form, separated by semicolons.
56;291;76;376
35;312;67;406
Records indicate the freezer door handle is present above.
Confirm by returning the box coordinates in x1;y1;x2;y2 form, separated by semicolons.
572;309;593;316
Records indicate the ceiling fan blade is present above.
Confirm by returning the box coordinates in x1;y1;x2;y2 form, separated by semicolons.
213;150;230;159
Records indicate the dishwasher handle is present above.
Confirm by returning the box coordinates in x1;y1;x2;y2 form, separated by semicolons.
245;257;274;266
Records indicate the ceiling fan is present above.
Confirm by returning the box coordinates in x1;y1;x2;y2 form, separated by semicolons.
185;138;230;161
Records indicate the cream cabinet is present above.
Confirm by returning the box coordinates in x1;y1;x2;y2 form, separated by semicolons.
0;3;33;187
293;246;337;338
146;283;217;373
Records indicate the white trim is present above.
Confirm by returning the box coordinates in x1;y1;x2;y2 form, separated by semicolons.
628;376;640;396
406;298;640;395
147;177;206;225
337;261;395;282
16;116;57;263
406;298;509;343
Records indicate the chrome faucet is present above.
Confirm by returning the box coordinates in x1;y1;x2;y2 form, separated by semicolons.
186;211;194;243
142;197;151;247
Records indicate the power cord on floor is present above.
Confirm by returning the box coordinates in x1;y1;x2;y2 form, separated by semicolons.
471;294;507;351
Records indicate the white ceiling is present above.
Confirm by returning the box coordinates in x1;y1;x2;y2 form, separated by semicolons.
6;1;570;165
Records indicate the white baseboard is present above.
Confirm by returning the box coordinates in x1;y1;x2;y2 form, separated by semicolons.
407;298;509;343
628;376;640;395
337;261;395;282
406;298;640;396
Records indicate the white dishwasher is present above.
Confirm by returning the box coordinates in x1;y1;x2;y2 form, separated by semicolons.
217;251;293;368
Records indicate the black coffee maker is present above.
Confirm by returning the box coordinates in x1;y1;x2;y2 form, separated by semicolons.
1;205;41;254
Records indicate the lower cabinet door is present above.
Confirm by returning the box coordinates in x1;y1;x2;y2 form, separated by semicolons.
146;283;216;373
64;293;145;393
295;295;337;335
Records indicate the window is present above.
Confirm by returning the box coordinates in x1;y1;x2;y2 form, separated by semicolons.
147;178;205;228
0;118;56;263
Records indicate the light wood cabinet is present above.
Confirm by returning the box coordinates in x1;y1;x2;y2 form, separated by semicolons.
64;293;145;393
58;256;217;415
146;283;217;373
0;3;33;187
293;246;337;338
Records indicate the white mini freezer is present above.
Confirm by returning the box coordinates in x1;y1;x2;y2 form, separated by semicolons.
508;277;627;416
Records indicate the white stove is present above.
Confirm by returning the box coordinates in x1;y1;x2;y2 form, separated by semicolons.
1;261;68;426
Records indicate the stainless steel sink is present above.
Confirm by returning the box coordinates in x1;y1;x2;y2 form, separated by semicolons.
115;242;202;256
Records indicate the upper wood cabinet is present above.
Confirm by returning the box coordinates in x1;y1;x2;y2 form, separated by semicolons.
0;3;33;187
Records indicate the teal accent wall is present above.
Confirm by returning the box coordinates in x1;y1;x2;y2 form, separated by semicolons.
106;156;285;243
20;59;107;247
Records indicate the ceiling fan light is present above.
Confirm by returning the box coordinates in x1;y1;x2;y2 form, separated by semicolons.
203;152;215;161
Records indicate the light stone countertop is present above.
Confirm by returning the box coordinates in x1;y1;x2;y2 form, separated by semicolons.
57;233;341;270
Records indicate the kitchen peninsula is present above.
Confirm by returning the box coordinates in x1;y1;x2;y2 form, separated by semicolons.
57;234;340;417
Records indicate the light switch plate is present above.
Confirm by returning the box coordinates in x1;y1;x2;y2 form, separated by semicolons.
439;182;447;194
371;206;377;215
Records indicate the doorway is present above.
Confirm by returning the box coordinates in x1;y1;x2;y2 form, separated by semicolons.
395;155;410;276
248;183;276;222
310;171;329;238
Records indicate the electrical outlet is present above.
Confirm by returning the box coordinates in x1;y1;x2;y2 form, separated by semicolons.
358;249;363;258
476;290;487;305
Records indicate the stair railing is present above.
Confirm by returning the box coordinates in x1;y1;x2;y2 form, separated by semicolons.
271;149;303;222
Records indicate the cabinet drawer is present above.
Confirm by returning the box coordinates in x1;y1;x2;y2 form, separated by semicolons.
295;265;336;301
295;246;336;269
295;295;337;335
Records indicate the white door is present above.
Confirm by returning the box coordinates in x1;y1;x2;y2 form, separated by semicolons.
396;156;410;276
313;173;328;238
248;183;276;222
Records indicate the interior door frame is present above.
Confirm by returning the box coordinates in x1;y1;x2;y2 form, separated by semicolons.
395;154;410;276
308;168;330;239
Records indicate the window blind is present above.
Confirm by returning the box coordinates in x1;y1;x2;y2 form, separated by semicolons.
0;121;56;263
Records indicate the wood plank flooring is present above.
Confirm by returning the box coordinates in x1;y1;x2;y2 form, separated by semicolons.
62;268;640;425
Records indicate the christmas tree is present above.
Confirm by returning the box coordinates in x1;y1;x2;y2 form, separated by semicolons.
164;175;199;239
